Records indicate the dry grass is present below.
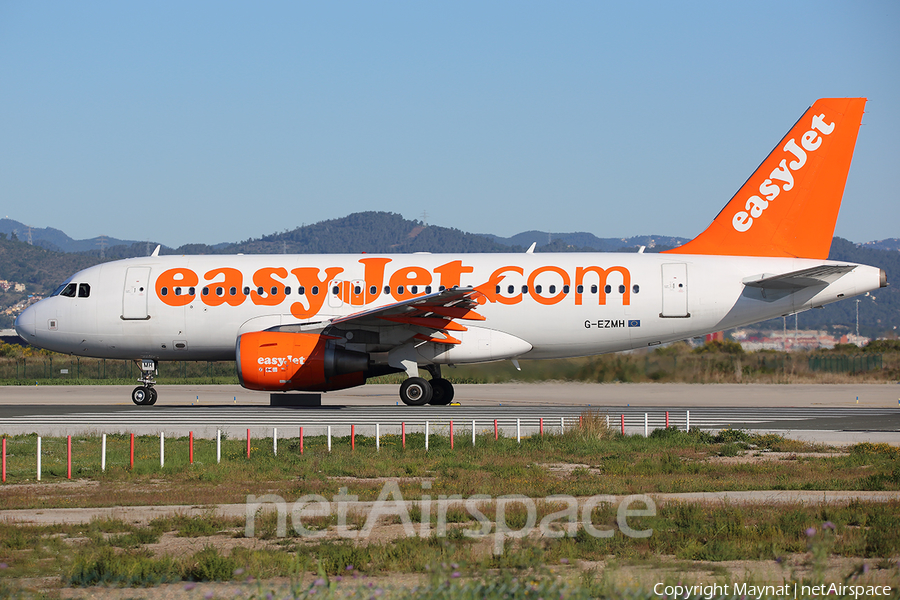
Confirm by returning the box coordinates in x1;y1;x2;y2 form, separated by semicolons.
0;499;899;595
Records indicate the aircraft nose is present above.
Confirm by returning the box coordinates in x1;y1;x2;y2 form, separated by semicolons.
14;304;36;342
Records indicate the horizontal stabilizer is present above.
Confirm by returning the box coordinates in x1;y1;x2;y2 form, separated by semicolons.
742;265;856;290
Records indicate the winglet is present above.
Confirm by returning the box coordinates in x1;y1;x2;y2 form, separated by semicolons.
665;98;866;259
151;245;161;257
526;242;536;254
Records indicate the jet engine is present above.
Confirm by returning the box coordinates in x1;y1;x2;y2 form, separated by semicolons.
237;331;373;392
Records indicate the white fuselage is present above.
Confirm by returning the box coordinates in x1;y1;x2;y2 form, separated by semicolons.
15;252;883;364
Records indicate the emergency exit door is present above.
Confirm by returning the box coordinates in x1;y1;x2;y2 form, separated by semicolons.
660;263;690;318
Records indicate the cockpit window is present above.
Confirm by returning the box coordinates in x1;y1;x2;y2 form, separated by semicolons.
52;280;92;298
52;280;74;297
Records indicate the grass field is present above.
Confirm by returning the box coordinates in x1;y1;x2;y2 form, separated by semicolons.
1;424;899;508
1;419;899;598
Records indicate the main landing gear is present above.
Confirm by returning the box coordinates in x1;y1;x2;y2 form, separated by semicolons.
132;359;158;406
398;365;455;406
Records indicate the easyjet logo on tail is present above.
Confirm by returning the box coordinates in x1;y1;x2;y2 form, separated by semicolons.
732;113;835;233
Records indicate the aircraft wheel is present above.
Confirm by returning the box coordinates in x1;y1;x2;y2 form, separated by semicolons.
399;377;433;406
132;386;151;405
147;387;158;405
429;378;454;405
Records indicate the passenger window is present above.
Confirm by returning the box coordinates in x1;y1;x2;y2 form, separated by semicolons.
174;287;182;296
522;285;528;294
535;285;542;294
384;286;390;295
397;286;405;295
591;285;598;294
189;287;195;296
425;286;432;294
410;285;418;294
370;286;377;295
257;286;264;295
312;286;319;295
230;287;237;296
270;286;278;296
563;285;570;293
633;285;640;294
299;286;305;295
495;286;501;294
160;287;169;296
507;285;514;294
439;286;445;292
618;285;626;293
60;283;77;298
243;287;250;295
576;285;583;293
354;285;361;295
202;287;210;296
549;285;556;294
284;287;291;295
77;284;91;298
605;285;612;294
217;287;224;296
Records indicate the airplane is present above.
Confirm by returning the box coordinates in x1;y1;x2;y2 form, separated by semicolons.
14;98;886;406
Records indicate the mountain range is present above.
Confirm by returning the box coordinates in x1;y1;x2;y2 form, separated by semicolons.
4;215;899;254
1;212;897;337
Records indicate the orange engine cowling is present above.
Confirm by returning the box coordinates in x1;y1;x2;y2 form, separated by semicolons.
237;331;369;392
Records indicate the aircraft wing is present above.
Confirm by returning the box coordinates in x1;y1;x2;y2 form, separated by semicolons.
742;265;857;290
325;287;487;345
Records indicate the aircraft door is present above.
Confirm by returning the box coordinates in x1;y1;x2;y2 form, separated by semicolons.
123;267;151;320
660;263;690;318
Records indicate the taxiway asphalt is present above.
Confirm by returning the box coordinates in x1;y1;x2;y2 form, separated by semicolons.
1;383;898;445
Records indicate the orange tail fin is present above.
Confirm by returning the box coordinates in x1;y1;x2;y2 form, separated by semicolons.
666;98;866;259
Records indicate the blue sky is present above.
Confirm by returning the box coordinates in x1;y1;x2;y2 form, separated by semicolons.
1;1;897;247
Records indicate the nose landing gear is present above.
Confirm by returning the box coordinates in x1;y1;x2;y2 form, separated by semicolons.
132;359;158;406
